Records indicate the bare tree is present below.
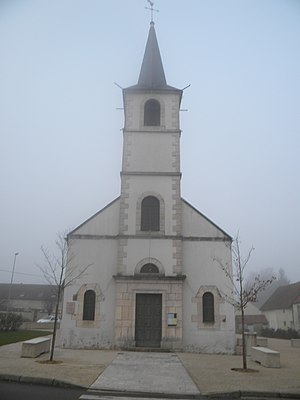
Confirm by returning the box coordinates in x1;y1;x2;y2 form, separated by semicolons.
38;233;92;361
247;267;289;308
43;296;56;316
215;235;274;370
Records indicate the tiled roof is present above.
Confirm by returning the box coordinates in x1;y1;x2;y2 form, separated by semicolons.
261;281;300;311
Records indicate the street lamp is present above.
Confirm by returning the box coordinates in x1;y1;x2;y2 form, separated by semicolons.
5;252;19;327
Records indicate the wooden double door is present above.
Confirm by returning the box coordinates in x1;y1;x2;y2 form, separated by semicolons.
135;293;162;348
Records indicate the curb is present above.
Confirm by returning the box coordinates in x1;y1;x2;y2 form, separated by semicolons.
0;373;87;390
87;388;205;399
87;388;300;400
206;391;300;399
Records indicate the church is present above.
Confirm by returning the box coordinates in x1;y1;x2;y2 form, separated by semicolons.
60;21;236;354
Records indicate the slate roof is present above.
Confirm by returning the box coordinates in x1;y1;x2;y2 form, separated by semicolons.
260;281;300;311
126;22;181;92
0;283;57;301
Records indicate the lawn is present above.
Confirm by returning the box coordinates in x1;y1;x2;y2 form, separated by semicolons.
0;330;51;346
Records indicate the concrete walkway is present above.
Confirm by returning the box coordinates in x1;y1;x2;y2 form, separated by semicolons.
90;351;200;395
0;337;300;397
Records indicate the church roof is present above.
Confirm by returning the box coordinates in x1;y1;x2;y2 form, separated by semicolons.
126;22;180;92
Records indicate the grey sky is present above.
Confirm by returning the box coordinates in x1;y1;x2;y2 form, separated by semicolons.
0;0;299;284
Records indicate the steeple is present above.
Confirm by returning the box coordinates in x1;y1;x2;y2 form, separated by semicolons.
127;22;180;91
137;22;166;89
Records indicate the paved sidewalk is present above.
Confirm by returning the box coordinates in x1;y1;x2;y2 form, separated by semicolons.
90;351;200;395
0;337;299;396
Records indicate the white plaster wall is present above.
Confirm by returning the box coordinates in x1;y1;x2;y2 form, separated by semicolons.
73;199;120;236
264;309;294;330
264;310;279;330
182;200;227;238
124;238;175;276
60;238;118;349
125;132;178;172
182;241;236;353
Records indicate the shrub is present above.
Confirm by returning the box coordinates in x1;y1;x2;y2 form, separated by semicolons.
261;327;300;339
0;313;23;331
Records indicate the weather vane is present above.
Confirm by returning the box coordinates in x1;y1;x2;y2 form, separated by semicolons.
145;0;159;23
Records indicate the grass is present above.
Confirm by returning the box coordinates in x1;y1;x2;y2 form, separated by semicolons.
0;330;52;346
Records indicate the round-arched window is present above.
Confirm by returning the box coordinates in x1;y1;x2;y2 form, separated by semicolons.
202;292;215;323
83;290;96;321
144;99;160;126
141;196;160;231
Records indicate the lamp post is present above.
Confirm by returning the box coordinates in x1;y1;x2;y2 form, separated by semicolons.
5;252;19;328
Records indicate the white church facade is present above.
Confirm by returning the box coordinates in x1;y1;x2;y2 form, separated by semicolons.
60;22;236;353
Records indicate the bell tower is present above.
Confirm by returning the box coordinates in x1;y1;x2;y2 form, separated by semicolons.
117;21;183;275
114;21;185;349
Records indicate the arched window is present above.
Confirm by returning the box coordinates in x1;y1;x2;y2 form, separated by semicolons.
83;290;96;321
144;99;160;126
140;263;159;274
141;196;160;231
202;292;214;323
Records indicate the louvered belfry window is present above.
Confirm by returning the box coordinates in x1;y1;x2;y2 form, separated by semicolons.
141;196;160;231
144;99;160;126
83;290;96;321
202;292;215;323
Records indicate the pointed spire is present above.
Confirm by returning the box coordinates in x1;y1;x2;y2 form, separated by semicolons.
137;22;167;89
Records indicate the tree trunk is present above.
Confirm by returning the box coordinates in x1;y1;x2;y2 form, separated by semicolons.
49;285;61;361
49;302;59;361
241;306;247;370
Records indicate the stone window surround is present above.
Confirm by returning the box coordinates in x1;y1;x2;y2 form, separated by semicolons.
74;283;104;328
192;285;225;330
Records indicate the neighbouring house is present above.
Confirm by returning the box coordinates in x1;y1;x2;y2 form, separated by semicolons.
0;283;58;322
59;21;236;353
260;281;300;332
235;302;268;334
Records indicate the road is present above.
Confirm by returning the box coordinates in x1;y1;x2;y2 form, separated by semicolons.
1;381;299;400
0;381;85;400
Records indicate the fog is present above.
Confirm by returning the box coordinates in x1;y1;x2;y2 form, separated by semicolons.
0;0;299;284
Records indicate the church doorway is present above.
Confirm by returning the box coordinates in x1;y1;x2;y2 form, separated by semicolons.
135;293;162;348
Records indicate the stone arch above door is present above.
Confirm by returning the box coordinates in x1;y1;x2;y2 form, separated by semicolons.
134;258;165;275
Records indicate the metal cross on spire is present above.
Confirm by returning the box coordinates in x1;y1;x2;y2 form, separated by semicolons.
145;0;159;23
